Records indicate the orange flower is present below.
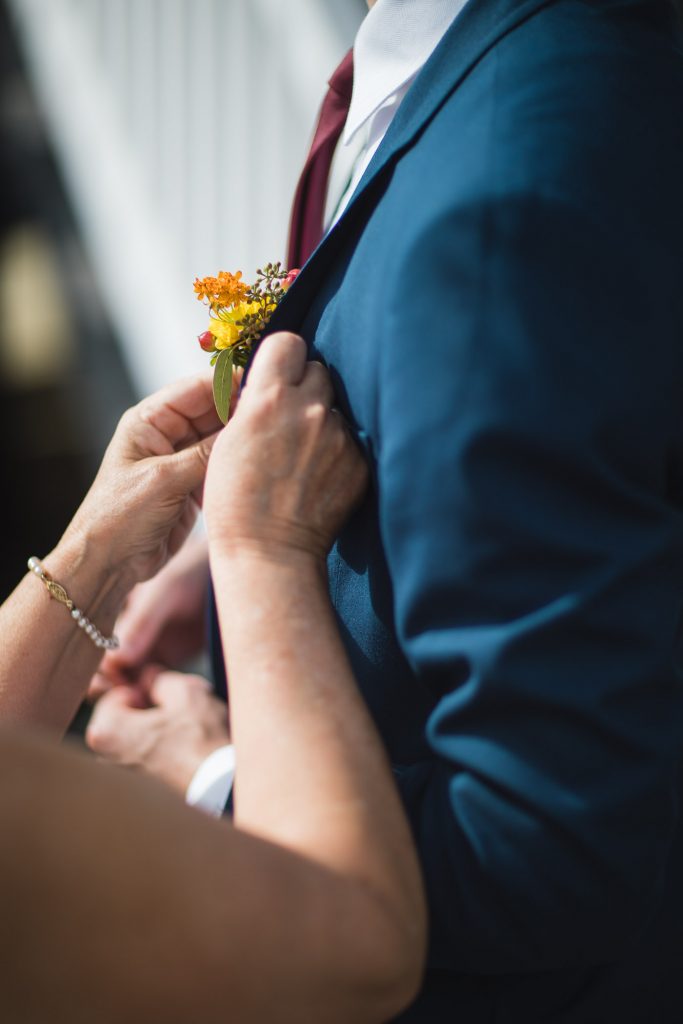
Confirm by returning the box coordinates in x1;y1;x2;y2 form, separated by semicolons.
193;270;249;311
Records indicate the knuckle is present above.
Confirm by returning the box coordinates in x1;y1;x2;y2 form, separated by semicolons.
117;406;136;433
256;382;288;418
191;441;211;472
85;719;112;753
305;400;327;426
267;381;289;405
150;458;173;488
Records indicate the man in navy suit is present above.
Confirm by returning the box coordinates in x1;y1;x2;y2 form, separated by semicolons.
90;0;683;1018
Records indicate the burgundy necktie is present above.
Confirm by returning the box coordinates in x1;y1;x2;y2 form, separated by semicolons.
287;49;354;270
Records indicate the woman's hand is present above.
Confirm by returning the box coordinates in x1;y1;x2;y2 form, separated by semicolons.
62;375;222;592
86;668;230;794
204;332;368;565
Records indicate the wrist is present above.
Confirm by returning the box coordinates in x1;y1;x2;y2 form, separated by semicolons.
153;738;229;797
46;530;133;629
209;537;327;580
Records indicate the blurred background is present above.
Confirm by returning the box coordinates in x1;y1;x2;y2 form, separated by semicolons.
0;0;365;601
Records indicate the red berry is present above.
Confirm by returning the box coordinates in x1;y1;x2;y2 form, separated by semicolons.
198;330;216;352
283;269;300;289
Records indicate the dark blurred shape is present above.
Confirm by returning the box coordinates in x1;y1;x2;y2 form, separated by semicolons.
0;0;135;607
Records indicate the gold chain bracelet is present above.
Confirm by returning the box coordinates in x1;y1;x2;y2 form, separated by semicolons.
27;557;119;651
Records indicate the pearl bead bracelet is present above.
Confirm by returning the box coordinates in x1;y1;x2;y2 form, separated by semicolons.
27;556;119;651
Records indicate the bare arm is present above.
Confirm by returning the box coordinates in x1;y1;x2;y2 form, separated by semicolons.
212;550;426;1014
0;335;426;1023
0;376;221;731
0;724;420;1024
204;333;426;1015
207;336;426;976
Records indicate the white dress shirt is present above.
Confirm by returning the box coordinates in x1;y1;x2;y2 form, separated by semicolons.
186;0;467;816
331;0;467;227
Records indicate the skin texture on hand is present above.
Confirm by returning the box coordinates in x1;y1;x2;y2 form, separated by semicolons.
89;535;210;699
204;333;368;565
90;336;368;798
91;335;368;793
0;375;221;732
0;332;426;1021
86;669;230;795
202;331;427;1005
89;367;245;699
64;375;222;593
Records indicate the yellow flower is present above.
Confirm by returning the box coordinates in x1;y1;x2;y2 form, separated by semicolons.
208;301;261;349
208;318;239;350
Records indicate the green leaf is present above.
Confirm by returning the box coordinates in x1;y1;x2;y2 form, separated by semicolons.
213;348;233;424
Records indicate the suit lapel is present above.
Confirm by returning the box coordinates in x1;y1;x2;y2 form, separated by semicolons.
261;0;555;342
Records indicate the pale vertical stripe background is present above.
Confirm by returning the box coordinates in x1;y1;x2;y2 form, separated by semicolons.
4;0;364;394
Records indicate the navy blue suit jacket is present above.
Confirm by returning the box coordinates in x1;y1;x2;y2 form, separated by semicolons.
212;0;683;1017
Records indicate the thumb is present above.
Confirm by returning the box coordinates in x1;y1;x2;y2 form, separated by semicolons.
247;332;307;391
162;432;220;502
100;595;164;674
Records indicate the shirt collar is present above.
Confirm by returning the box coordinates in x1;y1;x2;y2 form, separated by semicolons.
343;0;468;146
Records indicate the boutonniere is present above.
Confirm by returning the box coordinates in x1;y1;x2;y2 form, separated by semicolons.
194;263;299;422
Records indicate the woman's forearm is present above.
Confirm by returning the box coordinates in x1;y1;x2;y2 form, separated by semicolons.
0;374;222;732
0;726;415;1024
0;532;128;731
0;338;425;1022
211;545;426;997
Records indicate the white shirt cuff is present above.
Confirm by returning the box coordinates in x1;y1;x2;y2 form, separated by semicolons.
185;744;235;817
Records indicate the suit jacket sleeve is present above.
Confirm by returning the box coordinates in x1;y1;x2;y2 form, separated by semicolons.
376;189;683;972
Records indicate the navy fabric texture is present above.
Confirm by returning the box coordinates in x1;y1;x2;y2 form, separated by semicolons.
210;0;683;1017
